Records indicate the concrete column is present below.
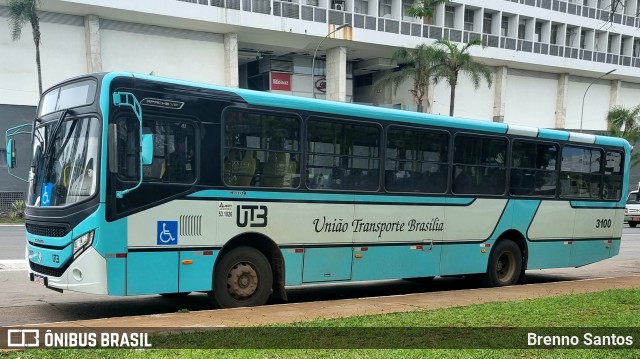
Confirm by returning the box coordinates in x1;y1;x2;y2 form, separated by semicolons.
224;33;239;88
492;66;508;122
610;79;621;108
555;73;570;129
84;15;102;73
326;46;347;102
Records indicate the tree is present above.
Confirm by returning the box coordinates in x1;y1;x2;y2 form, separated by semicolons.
372;44;440;113
606;105;640;139
431;37;492;116
407;0;449;22
7;0;43;96
606;105;640;165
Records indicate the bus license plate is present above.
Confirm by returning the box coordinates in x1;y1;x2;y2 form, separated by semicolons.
34;274;46;285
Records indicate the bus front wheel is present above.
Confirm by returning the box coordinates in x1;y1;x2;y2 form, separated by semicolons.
629;222;637;228
483;240;522;287
209;246;273;309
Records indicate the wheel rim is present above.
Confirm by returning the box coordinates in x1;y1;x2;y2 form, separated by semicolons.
495;251;516;284
226;262;259;300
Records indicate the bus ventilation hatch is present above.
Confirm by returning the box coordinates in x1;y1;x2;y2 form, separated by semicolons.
180;215;202;237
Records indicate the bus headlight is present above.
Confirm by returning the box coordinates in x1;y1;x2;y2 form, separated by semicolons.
73;231;95;259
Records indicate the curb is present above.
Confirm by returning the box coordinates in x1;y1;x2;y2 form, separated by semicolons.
25;275;640;329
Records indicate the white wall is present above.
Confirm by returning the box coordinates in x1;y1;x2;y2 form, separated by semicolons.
448;68;495;121
100;21;224;85
566;76;611;131
504;69;558;128
1;13;86;106
619;83;640;108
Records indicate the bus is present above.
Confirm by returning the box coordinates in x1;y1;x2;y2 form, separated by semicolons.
5;72;630;308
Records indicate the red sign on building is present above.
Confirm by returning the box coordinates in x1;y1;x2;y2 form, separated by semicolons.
271;72;292;91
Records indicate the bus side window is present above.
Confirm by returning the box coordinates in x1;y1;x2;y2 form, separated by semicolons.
224;149;256;186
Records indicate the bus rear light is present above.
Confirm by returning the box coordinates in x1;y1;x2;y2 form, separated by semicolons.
203;251;213;256
294;248;304;253
360;247;368;251
116;253;127;258
182;260;193;265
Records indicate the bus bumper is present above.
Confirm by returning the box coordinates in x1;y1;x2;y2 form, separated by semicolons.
28;247;108;295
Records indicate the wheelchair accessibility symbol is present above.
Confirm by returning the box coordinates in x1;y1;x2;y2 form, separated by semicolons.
41;183;53;207
157;221;178;245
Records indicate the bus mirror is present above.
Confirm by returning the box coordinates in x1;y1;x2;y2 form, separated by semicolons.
7;139;16;169
108;124;118;173
141;134;154;165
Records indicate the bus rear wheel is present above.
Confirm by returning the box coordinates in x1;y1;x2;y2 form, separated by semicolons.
209;246;273;309
629;222;638;228
483;240;522;287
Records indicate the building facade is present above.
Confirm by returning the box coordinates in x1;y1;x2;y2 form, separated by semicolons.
2;0;640;198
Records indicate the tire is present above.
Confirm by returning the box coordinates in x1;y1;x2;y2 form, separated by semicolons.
483;240;522;287
630;222;637;228
208;246;273;309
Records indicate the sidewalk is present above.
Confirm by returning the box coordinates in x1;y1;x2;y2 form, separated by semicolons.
27;275;640;330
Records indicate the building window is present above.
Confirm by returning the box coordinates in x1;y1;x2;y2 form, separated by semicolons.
464;9;474;31
535;21;542;42
402;0;414;19
566;29;576;47
355;0;368;14
634;39;640;57
608;34;613;53
517;19;526;40
550;25;558;45
379;0;392;18
581;30;587;49
501;16;509;37
483;13;493;34
445;6;455;28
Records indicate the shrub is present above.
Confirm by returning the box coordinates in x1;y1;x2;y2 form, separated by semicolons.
9;199;25;219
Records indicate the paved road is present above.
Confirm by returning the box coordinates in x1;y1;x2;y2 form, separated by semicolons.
1;225;640;327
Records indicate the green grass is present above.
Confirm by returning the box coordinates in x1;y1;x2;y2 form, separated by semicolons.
3;289;640;358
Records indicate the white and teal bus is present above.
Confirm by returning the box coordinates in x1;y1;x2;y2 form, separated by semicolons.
6;72;630;308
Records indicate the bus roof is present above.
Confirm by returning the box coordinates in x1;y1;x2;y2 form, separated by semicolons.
100;72;631;150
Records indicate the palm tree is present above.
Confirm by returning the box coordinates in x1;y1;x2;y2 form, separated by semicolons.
431;38;492;116
606;105;640;166
607;105;640;139
8;0;43;96
372;44;440;113
407;0;449;22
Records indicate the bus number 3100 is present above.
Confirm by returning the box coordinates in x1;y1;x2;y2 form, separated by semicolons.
596;219;612;228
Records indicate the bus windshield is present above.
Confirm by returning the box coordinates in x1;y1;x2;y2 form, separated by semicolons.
28;116;100;207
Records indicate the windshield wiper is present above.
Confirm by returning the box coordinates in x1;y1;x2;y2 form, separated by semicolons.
42;109;70;183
